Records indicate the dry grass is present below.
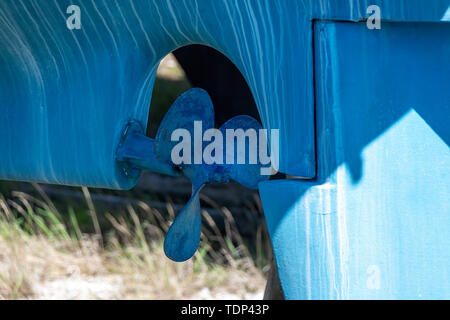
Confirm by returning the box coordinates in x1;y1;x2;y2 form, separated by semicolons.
0;187;267;300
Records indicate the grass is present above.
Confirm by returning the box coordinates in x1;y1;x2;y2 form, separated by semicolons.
0;186;267;299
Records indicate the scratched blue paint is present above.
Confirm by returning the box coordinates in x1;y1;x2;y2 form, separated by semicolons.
260;21;450;299
0;0;316;187
3;0;446;189
1;0;450;299
0;0;448;187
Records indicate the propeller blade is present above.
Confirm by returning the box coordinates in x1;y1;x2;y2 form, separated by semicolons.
155;88;214;165
219;115;269;189
164;185;203;262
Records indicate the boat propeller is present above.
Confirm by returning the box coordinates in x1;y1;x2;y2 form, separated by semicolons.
117;88;270;262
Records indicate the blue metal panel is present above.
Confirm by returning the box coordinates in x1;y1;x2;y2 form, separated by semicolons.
260;21;450;299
